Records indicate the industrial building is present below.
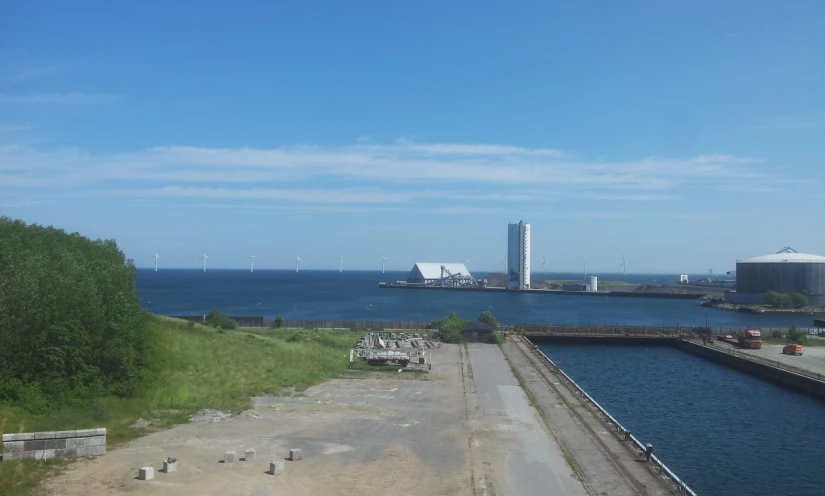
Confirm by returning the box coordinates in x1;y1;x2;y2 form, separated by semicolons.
507;221;531;289
406;263;474;287
725;248;825;306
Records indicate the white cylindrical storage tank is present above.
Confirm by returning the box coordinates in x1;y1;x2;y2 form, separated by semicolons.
585;276;598;292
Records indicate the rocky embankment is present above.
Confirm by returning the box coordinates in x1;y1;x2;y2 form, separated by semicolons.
701;300;825;315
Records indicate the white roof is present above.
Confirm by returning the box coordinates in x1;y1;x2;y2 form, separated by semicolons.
412;263;472;279
740;253;825;264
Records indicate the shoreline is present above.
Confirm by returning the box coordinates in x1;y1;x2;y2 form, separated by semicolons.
701;301;825;315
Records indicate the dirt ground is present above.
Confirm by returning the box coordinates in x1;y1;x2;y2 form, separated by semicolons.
42;345;471;496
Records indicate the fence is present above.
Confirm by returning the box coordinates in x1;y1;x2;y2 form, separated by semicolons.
522;336;697;496
512;324;825;337
268;320;430;330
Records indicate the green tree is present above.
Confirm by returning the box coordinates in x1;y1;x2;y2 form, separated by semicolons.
0;217;147;409
763;291;781;307
777;294;794;308
432;311;467;343
478;310;499;328
275;315;284;328
790;293;808;309
787;324;807;344
205;309;238;330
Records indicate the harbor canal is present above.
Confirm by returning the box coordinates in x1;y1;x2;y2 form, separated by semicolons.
538;343;825;496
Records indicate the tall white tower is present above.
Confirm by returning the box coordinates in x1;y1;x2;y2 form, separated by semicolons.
507;221;531;289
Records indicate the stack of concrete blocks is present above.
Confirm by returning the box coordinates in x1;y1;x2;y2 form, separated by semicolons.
224;451;236;463
2;428;106;461
288;448;302;461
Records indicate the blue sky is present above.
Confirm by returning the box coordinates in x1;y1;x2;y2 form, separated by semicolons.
1;1;824;273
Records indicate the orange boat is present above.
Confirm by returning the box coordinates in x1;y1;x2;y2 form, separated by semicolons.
782;344;804;356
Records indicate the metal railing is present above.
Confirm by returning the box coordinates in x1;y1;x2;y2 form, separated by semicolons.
522;336;697;496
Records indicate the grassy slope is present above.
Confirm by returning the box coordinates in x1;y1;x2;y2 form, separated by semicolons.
0;315;362;495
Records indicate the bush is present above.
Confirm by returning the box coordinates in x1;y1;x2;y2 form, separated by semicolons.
763;291;781;307
790;293;808;309
275;315;284;328
432;311;467;343
486;331;504;345
0;217;147;410
478;310;499;328
205;309;237;330
787;325;808;344
770;329;783;340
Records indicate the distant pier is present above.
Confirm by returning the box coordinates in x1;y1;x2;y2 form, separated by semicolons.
378;282;707;300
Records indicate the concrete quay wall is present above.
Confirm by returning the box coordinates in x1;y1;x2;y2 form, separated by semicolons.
2;428;106;461
674;340;825;401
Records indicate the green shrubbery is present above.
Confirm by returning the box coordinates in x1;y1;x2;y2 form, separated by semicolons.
205;309;238;330
0;217;148;412
763;291;808;309
432;311;466;343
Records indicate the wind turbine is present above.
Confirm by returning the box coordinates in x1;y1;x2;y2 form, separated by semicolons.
619;254;629;276
201;254;208;272
418;257;428;263
500;254;507;271
463;255;471;266
579;257;588;276
338;254;344;273
249;254;256;273
381;255;388;273
295;255;302;273
153;253;160;272
541;255;547;276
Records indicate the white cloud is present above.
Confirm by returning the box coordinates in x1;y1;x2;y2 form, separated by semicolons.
0;140;785;211
0;92;117;105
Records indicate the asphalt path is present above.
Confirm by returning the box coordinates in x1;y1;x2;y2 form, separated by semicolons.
467;343;588;496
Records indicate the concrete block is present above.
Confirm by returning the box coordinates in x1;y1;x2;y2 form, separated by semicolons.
55;448;77;458
33;450;56;460
288;448;302;461
76;447;92;457
3;441;24;453
244;448;256;462
16;433;35;441
95;428;107;436
2;433;14;442
19;450;35;460
269;460;284;475
91;445;106;456
34;431;56;440
163;460;178;473
44;439;67;450
139;466;155;480
4;452;18;461
55;430;77;439
67;438;87;449
87;436;106;447
224;451;236;463
75;429;95;438
26;440;46;451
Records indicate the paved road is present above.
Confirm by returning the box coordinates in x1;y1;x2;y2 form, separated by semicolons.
467;343;588;496
716;341;825;378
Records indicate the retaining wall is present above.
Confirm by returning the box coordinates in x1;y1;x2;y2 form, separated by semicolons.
674;340;825;401
2;428;106;461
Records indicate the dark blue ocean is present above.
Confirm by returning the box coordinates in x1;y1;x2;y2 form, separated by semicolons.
136;269;824;328
539;344;825;496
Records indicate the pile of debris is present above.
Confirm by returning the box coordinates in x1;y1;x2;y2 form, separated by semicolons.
189;409;230;424
355;332;437;350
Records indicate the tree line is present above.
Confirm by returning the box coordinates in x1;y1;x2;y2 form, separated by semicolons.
763;291;808;309
0;217;148;412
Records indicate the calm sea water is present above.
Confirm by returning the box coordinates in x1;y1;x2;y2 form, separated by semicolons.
136;269;824;328
539;344;825;496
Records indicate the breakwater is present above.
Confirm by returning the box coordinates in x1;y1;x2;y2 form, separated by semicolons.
378;282;707;299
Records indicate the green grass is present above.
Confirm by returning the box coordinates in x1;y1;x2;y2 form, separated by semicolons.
761;335;825;346
1;316;364;496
